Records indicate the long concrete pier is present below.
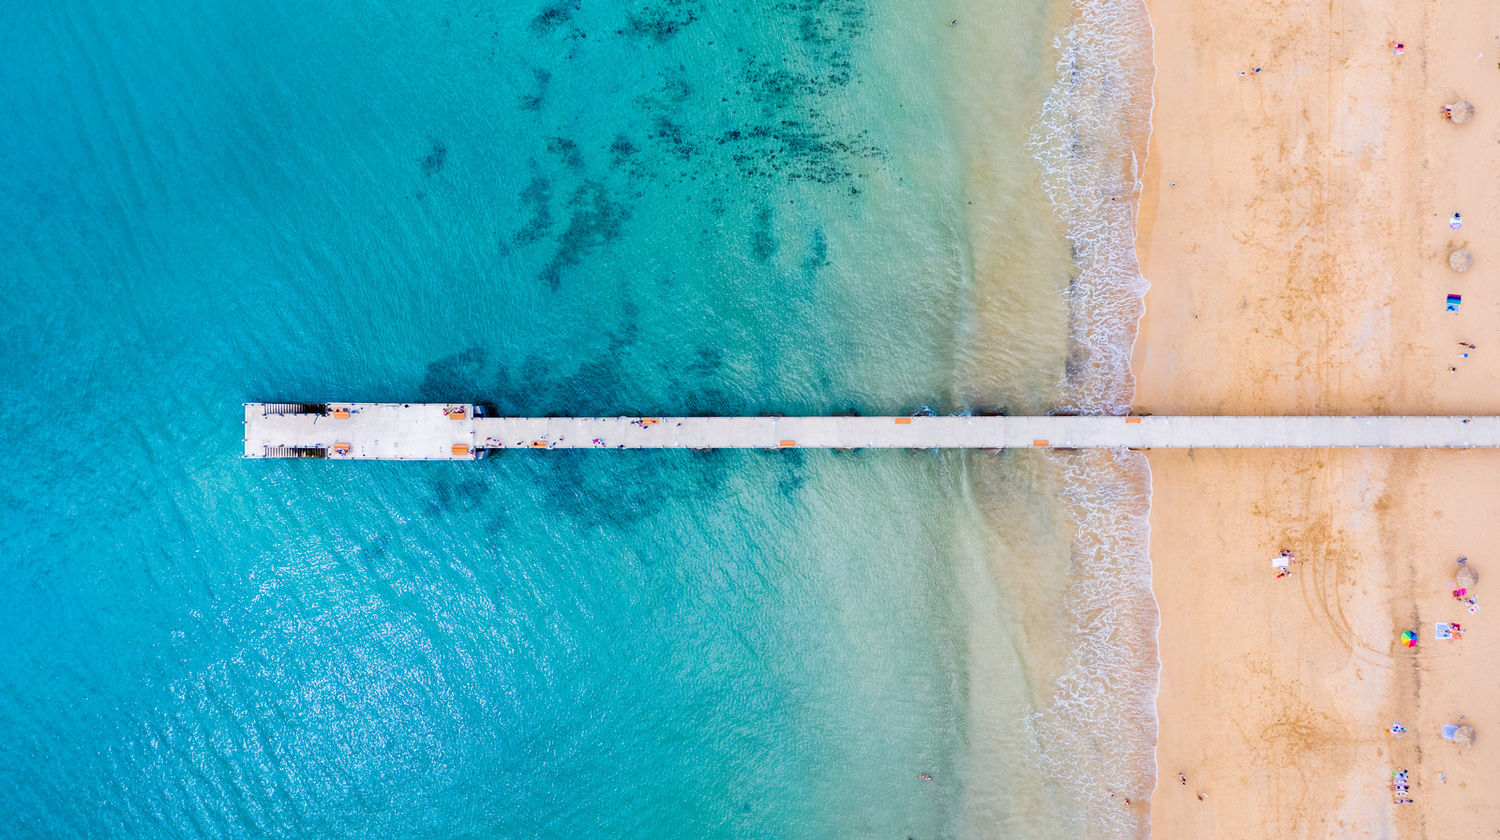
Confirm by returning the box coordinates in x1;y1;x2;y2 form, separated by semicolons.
243;403;1500;460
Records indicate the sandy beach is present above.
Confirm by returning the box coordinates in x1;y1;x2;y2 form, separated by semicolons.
1134;0;1500;834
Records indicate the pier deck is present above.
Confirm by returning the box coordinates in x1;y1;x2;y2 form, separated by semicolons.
243;404;1500;459
243;403;479;460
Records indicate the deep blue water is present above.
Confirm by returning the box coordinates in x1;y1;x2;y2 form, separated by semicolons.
0;0;1079;837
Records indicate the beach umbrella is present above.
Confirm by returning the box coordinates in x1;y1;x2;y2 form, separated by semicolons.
1400;630;1418;647
1449;249;1474;273
1457;565;1478;588
1445;100;1475;124
1456;725;1475;746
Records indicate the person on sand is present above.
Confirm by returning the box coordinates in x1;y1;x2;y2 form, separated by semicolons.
1274;555;1292;578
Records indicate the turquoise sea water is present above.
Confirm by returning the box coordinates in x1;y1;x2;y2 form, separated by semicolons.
0;0;1156;837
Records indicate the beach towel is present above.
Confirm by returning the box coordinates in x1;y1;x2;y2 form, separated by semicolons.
1435;622;1453;640
1447;294;1462;312
1442;724;1459;741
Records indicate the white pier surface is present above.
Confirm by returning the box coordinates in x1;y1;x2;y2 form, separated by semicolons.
243;404;1500;459
243;403;481;460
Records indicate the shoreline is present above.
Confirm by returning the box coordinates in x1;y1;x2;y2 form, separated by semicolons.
1133;0;1500;834
1030;0;1155;415
939;0;1163;831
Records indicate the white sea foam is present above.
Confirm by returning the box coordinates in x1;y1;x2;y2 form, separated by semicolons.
1031;448;1157;838
1028;0;1154;416
1023;2;1160;833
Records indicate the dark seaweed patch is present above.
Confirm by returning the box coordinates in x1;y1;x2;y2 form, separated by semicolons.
539;182;630;289
488;359;536;417
532;454;651;531
721;112;884;188
615;300;641;346
609;135;638;162
530;0;581;32
545;136;585;170
429;476;490;517
802;227;828;272
506;446;735;537
514;176;554;246
677;385;736;416
421;142;447;174
421;346;490;402
518;68;551;111
687;346;723;378
648;116;697;162
609;136;649;181
484;322;673;418
659;74;693;103
775;448;807;495
621;0;702;42
620;1;885;192
491;355;617;419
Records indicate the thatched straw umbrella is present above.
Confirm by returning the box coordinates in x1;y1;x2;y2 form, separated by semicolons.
1458;564;1478;588
1450;249;1474;272
1445;100;1475;123
1455;725;1475;747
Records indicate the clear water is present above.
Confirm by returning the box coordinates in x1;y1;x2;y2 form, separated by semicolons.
0;0;1155;837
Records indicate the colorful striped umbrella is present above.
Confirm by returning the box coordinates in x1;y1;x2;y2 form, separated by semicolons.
1401;630;1418;647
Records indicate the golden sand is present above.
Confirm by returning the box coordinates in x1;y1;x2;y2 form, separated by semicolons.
1134;0;1500;834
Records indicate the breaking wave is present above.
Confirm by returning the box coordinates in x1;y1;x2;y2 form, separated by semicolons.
1029;0;1155;416
1036;448;1158;838
1028;2;1159;836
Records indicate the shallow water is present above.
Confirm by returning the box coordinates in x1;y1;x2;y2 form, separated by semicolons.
0;0;1154;837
